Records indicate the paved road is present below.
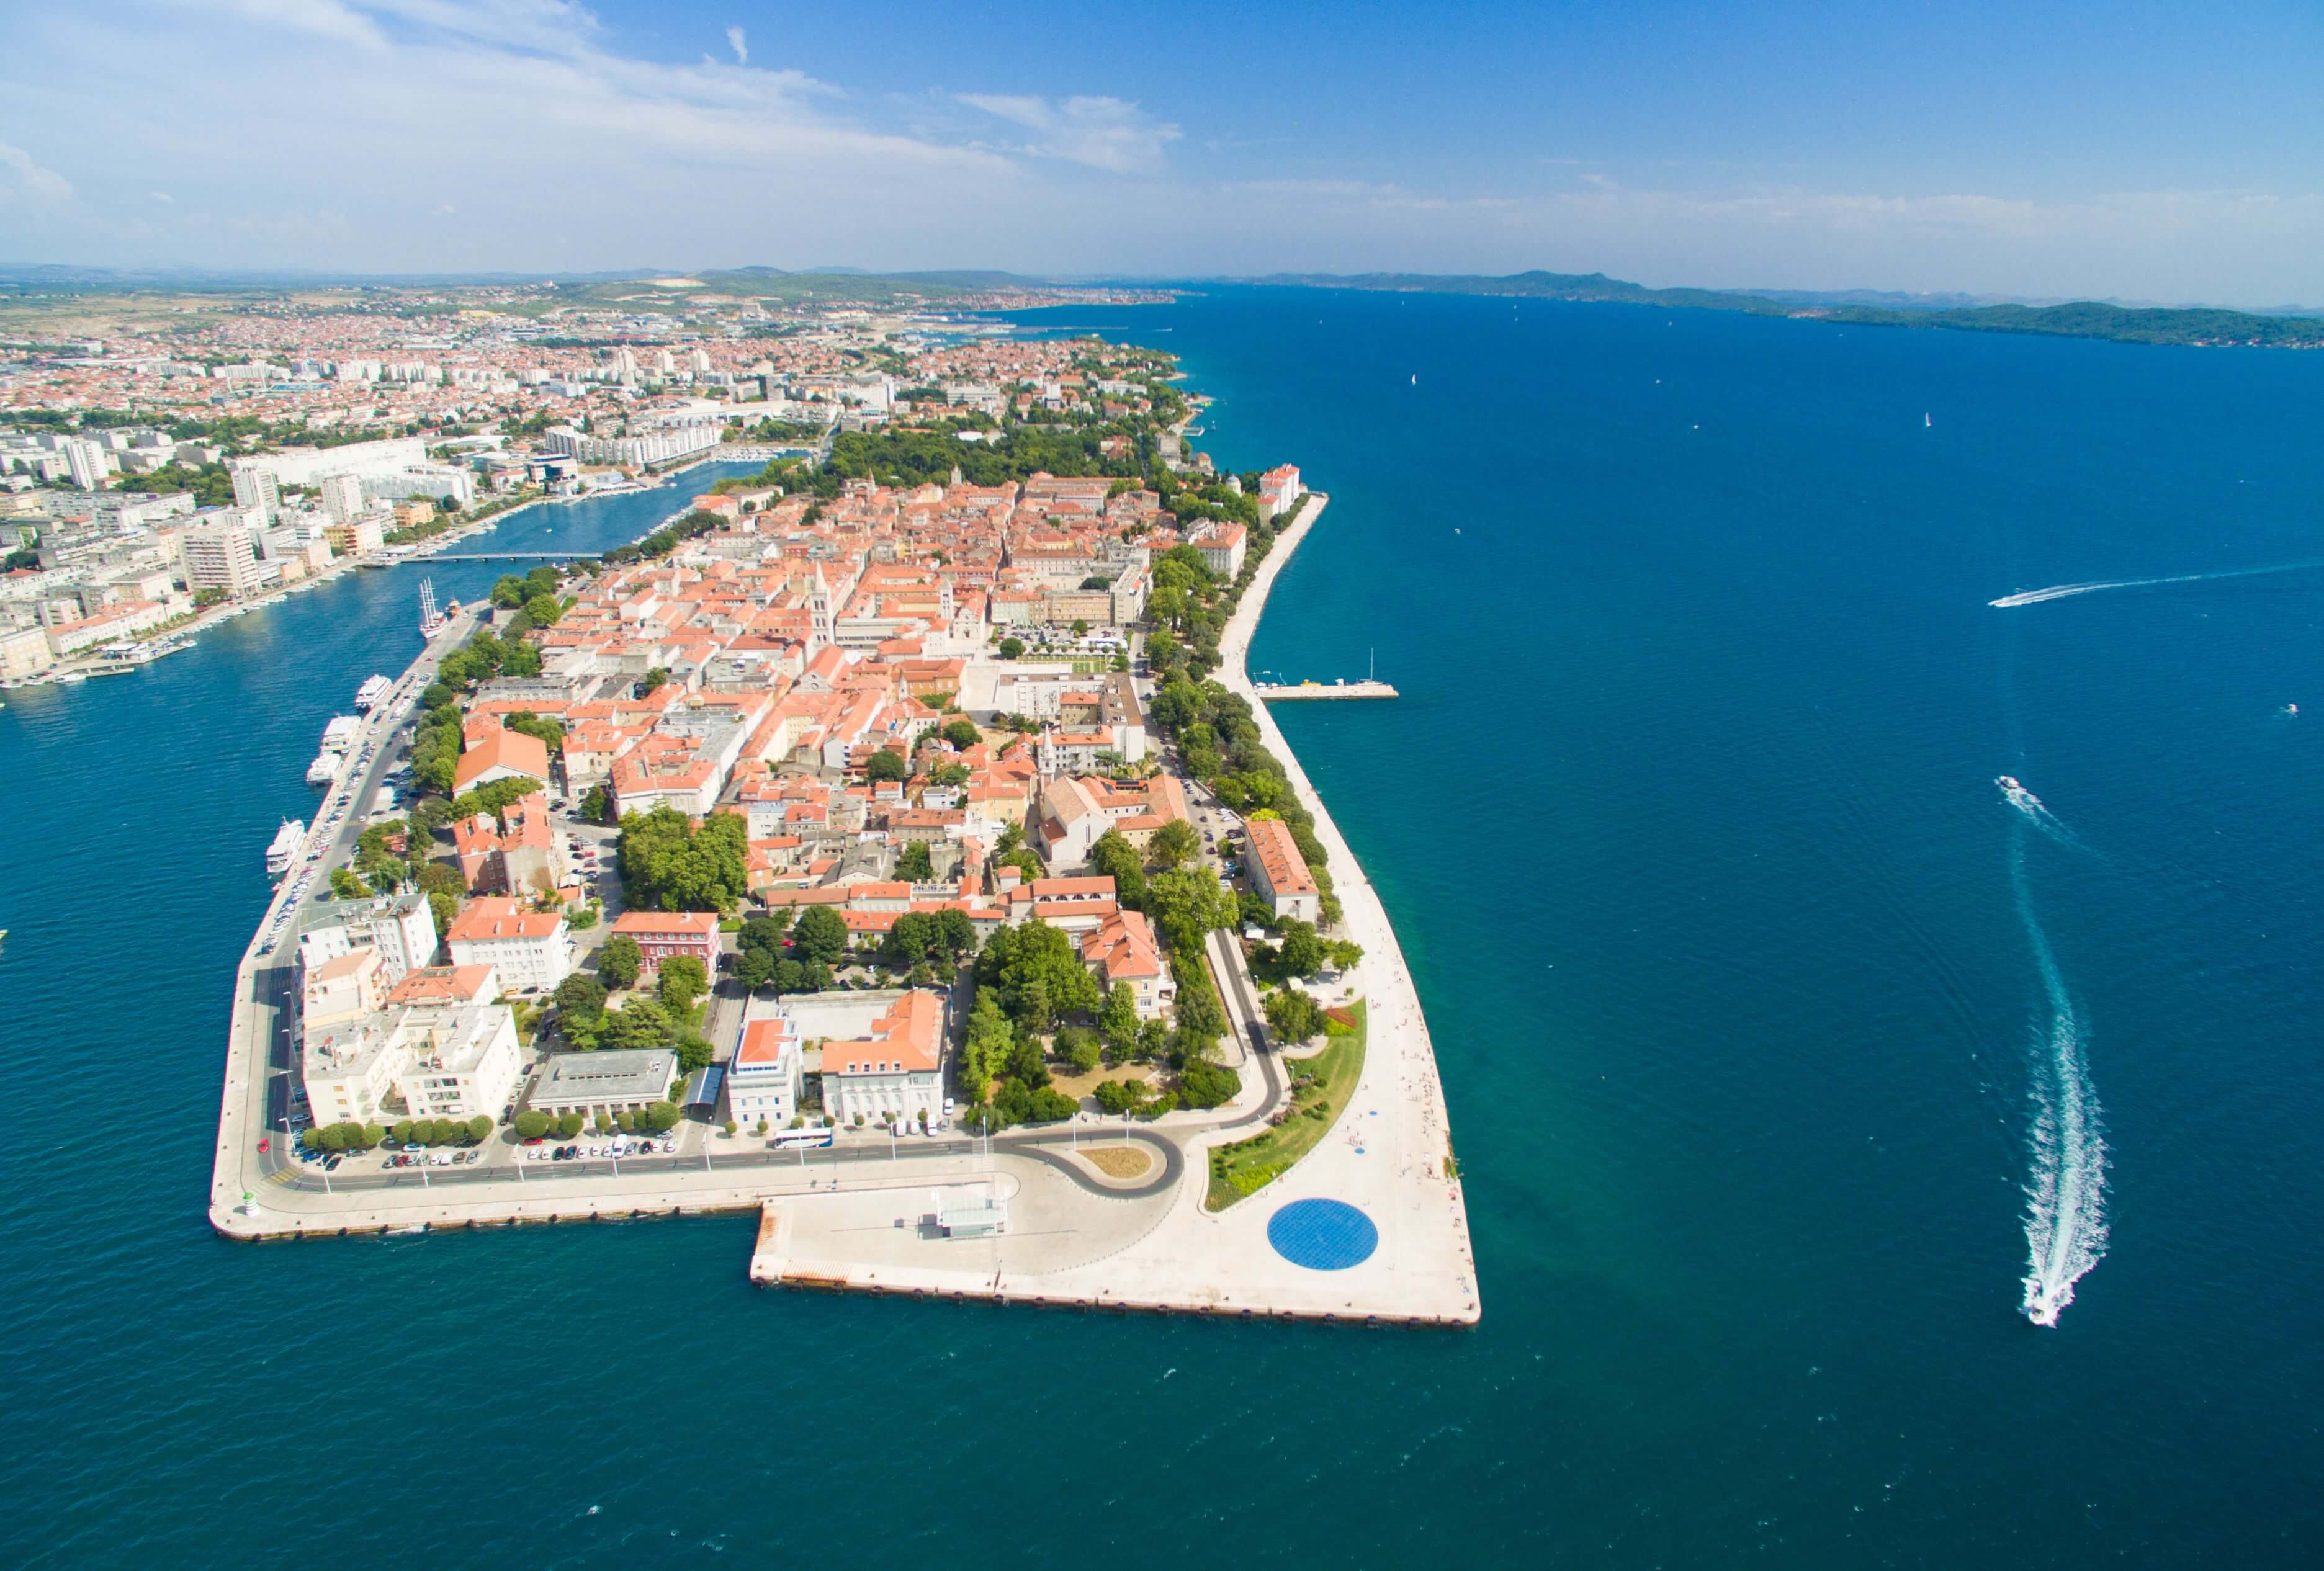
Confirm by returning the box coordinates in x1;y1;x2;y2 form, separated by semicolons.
272;1121;1190;1199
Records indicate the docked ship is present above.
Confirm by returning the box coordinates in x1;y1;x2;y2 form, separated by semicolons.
320;714;363;753
353;674;393;710
418;578;454;638
266;818;306;879
305;750;344;786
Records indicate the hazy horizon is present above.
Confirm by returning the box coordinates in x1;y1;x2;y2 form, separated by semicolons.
2;1;2320;307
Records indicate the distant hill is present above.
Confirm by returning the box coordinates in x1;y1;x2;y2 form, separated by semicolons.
1250;269;2324;349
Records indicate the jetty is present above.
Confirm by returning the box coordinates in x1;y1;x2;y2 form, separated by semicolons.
1254;679;1399;700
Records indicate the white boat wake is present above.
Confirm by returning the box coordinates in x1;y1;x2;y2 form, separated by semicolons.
1996;776;2088;851
2008;817;2109;1328
1990;561;2324;608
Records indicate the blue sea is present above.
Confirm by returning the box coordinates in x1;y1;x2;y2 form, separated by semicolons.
4;292;2323;1565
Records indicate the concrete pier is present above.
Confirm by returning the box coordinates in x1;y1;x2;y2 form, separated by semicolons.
1254;680;1400;700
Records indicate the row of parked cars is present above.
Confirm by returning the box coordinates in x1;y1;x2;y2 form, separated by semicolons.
382;1150;482;1169
527;1137;676;1161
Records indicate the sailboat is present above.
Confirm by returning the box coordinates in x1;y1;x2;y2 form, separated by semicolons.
1924;412;1932;428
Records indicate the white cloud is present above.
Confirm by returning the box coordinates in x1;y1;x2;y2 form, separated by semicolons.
208;0;387;49
958;93;1180;174
149;190;176;204
0;141;73;203
726;24;746;65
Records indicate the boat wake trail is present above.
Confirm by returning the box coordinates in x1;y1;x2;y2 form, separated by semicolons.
1996;776;2088;852
1990;561;2324;608
2009;824;2108;1328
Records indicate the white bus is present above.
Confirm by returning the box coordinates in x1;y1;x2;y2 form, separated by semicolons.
768;1127;835;1150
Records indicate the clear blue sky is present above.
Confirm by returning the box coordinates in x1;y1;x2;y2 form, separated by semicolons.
2;0;2318;303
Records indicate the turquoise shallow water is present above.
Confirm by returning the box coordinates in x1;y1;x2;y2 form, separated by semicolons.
5;298;2324;1565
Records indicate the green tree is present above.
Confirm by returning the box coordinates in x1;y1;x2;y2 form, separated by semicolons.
960;988;1013;1103
974;919;1099;1031
522;593;563;627
1086;828;1148;904
1276;918;1327;978
1060;1024;1103;1073
1146;818;1200;871
864;747;909;783
1263;985;1326;1045
467;1114;494;1142
1177;1059;1240;1109
557;1111;586;1139
1099;981;1141;1052
597;934;642;990
656;954;708;1013
791;904;850;967
603;998;676;1049
894;841;934;882
513;1109;551;1139
553;972;607;1023
998;636;1025;660
1144;866;1236;952
616;805;749;913
645;1101;681;1133
933;908;977;960
941;718;981;749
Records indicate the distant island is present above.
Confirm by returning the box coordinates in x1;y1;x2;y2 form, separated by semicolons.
1250;269;2324;351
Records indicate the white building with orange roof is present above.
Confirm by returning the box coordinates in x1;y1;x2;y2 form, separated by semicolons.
1244;816;1321;924
444;897;575;993
452;722;552;795
819;990;947;1129
730;1015;804;1131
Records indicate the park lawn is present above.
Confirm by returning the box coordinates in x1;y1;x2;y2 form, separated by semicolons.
1204;1000;1366;1211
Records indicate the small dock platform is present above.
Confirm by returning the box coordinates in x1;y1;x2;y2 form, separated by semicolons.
1254;681;1399;701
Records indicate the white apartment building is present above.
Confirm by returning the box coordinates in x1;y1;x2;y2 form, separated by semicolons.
444;897;574;993
231;463;281;514
299;957;520;1129
729;1016;805;1132
299;892;441;983
177;522;262;598
63;438;111;490
319;473;364;523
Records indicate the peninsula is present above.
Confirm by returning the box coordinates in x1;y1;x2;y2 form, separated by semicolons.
155;292;1474;1325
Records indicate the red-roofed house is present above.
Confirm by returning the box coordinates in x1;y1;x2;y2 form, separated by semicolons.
1082;908;1172;1019
609;910;720;980
454;724;552;794
1244;817;1320;923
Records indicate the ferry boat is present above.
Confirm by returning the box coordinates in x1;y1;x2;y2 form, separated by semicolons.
305;750;344;786
353;674;393;710
320;714;363;753
266;819;307;879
